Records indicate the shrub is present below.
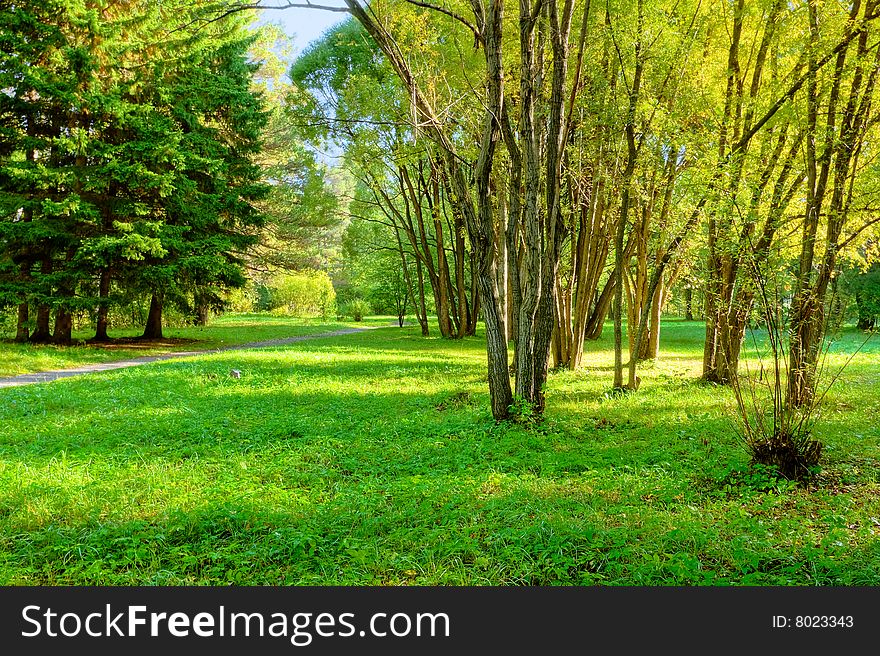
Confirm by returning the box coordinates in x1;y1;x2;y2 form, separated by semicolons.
728;265;868;481
224;285;259;313
341;298;371;322
264;271;337;318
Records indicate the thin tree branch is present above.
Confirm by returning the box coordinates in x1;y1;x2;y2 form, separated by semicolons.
402;0;484;47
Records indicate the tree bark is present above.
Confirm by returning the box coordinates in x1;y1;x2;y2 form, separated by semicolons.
32;304;52;343
142;293;164;339
195;304;209;327
585;276;615;340
93;268;112;341
193;288;210;327
15;301;29;343
53;308;73;345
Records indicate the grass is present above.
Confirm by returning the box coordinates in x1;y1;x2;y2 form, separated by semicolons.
0;318;878;585
0;313;390;377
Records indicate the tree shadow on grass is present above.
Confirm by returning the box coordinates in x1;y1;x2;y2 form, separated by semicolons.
6;480;880;585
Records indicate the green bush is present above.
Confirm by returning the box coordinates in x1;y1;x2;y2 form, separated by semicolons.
264;271;337;319
224;285;259;313
341;298;371;321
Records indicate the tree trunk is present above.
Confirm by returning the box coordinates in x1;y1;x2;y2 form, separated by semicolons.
613;5;644;389
496;190;509;342
628;196;706;388
53;308;73;345
614;149;636;389
702;0;745;384
570;174;611;364
31;304;52;343
429;169;456;339
469;258;481;336
394;233;417;332
788;0;873;409
93;268;112;341
647;284;663;359
415;257;430;336
453;210;470;338
505;156;522;368
142;293;164;339
15;258;30;342
552;275;573;368
585;276;614;340
344;0;511;419
703;306;742;383
15;119;35;344
684;286;694;320
471;0;512;418
700;0;797;386
395;160;454;338
30;257;53;343
14;253;31;342
193;287;211;326
625;195;651;362
196;304;209;327
193;288;210;327
479;271;513;419
786;0;838;409
515;272;556;414
52;245;77;346
15;301;29;343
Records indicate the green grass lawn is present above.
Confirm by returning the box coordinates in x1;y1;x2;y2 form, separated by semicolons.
0;313;391;377
0;318;878;585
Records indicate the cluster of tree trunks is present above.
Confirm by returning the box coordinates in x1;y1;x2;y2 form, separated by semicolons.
343;0;880;421
700;0;879;416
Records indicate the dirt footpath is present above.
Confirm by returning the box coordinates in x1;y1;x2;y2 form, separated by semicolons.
0;327;370;389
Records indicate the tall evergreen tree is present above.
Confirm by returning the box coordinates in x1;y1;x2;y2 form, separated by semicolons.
138;29;268;338
1;1;267;342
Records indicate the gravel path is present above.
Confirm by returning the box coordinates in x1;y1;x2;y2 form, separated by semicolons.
0;327;371;389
